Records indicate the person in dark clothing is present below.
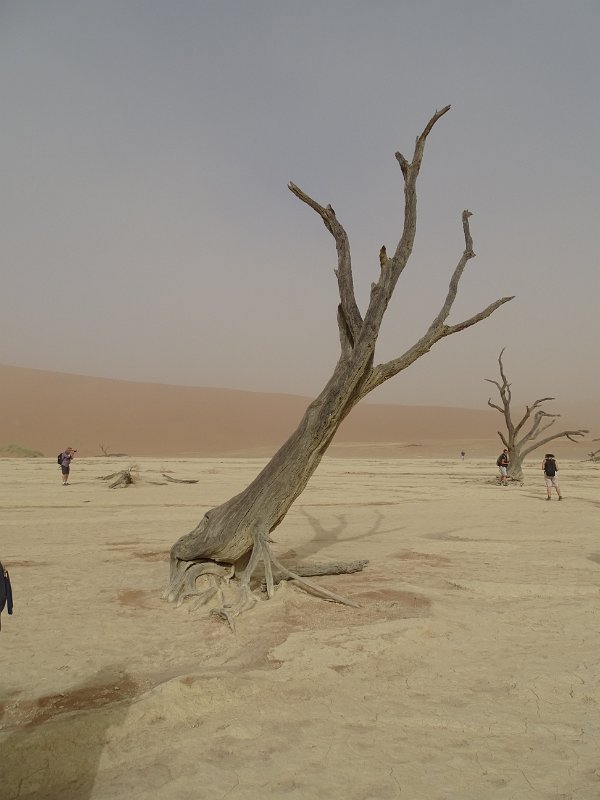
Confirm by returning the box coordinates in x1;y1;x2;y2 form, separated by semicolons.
542;453;562;500
0;561;13;631
497;448;509;486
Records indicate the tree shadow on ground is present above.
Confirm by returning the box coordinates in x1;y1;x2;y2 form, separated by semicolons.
277;507;404;563
0;664;137;800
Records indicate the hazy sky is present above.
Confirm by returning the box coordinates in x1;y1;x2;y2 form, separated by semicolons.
1;1;598;410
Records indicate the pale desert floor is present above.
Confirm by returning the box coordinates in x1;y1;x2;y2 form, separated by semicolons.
1;455;599;799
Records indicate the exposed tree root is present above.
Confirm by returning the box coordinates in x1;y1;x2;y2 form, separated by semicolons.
163;532;366;628
176;562;234;608
490;476;523;487
267;550;360;608
210;584;258;631
260;559;369;591
162;560;232;605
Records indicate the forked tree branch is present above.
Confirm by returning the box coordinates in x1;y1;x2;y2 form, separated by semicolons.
521;428;589;459
289;106;459;359
369;107;453;310
487;397;505;414
390;105;451;268
288;182;363;345
485;349;513;428
497;347;511;398
497;430;510;448
518;410;559;447
361;212;513;394
442;297;514;337
429;209;475;329
513;397;555;437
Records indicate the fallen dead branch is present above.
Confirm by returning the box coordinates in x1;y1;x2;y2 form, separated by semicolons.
260;559;368;591
161;474;199;484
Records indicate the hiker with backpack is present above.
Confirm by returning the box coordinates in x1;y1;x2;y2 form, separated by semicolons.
542;453;562;500
496;448;509;486
58;447;77;485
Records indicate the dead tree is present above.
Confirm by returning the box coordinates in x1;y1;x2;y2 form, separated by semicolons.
165;107;514;624
99;444;128;458
588;439;600;462
486;349;588;481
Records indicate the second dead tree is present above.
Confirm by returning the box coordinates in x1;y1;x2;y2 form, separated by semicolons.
486;349;588;481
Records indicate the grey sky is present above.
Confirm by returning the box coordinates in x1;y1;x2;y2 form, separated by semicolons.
1;1;598;410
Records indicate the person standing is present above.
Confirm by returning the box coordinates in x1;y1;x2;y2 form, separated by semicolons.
542;453;562;500
496;448;509;486
59;447;77;485
0;560;13;631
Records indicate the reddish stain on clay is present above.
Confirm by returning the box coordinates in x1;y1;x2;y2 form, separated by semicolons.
15;675;140;727
355;588;431;609
117;589;156;609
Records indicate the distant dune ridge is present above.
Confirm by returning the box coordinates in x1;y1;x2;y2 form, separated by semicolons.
0;364;595;458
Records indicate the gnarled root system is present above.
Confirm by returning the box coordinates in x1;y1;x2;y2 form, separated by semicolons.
163;531;367;629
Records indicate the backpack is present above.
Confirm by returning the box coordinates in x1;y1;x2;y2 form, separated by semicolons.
544;458;557;477
0;562;13;631
57;452;63;465
496;454;505;467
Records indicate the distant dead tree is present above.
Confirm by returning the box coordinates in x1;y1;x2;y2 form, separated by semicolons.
99;444;128;457
486;349;588;481
588;439;600;462
165;107;514;625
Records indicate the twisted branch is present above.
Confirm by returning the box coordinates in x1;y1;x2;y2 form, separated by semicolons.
288;183;363;346
521;428;589;459
362;212;513;394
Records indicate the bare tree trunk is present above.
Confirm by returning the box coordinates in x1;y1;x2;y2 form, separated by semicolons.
166;107;514;623
486;349;588;481
506;450;526;483
171;364;367;566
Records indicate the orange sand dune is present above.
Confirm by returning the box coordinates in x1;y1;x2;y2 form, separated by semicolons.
0;364;594;458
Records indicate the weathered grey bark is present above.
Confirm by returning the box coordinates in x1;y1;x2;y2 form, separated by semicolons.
486;349;588;481
165;107;514;622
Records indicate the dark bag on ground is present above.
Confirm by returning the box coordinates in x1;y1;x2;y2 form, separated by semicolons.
0;561;13;630
545;458;557;477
